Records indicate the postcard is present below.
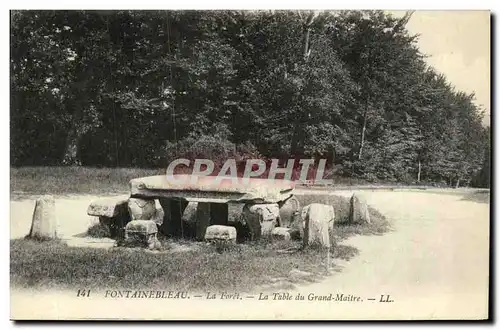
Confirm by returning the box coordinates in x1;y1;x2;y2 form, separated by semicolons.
10;9;490;320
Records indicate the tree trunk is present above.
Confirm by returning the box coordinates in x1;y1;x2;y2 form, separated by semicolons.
303;11;316;61
455;177;461;189
358;44;372;162
417;160;421;182
303;26;311;61
62;127;83;165
290;12;316;157
290;119;301;158
358;101;368;161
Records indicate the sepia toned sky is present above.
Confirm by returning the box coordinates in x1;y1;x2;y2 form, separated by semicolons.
391;10;491;125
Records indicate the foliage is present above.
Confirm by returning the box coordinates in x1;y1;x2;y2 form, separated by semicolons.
10;10;489;187
87;222;111;238
10;238;325;291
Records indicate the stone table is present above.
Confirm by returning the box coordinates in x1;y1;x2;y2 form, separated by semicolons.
129;175;295;239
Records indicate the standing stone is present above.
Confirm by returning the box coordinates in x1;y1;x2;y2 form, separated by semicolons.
181;202;198;223
158;198;171;235
128;198;156;220
29;195;57;240
241;203;280;240
301;203;335;248
278;196;301;228
171;199;189;237
278;196;301;238
196;202;211;241
349;193;371;224
159;199;188;237
227;202;243;224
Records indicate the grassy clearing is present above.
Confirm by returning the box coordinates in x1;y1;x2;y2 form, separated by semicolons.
10;166;470;197
10;194;388;292
8;166;421;197
10;166;391;292
11;166;163;196
10;238;358;292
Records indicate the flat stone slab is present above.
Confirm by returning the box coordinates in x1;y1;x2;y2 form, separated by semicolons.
130;175;294;204
87;194;130;217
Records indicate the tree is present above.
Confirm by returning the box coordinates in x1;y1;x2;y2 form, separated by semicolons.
10;10;489;188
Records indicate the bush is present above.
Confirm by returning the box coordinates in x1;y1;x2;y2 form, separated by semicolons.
161;135;262;173
87;222;111;238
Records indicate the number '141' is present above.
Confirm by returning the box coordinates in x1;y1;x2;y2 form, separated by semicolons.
76;289;91;297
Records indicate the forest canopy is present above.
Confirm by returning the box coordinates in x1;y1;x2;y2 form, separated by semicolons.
10;10;490;187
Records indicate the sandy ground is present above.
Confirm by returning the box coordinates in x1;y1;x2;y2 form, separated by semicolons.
293;190;490;320
10;194;115;248
10;190;490;320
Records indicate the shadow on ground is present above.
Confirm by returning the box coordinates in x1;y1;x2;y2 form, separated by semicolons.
460;191;490;204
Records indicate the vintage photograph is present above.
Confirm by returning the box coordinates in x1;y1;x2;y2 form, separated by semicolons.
9;9;490;320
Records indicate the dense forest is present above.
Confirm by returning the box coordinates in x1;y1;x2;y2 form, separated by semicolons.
10;10;490;187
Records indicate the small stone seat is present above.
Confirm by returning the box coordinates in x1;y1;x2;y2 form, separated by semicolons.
87;194;130;218
271;227;291;241
204;225;237;243
87;194;130;238
124;220;160;249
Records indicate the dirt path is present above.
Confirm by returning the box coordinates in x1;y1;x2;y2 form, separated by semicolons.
292;190;490;319
10;195;104;241
10;190;489;320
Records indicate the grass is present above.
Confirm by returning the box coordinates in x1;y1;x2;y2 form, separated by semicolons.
11;166;482;197
10;166;391;292
10;238;358;292
10;196;388;292
11;166;163;196
7;166;428;197
461;190;490;204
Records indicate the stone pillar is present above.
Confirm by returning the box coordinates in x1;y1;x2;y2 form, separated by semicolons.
301;204;334;248
302;210;310;247
181;202;198;223
241;203;279;241
349;193;371;224
159;198;188;237
158;198;171;236
241;204;261;241
128;198;156;220
172;199;189;237
278;196;301;228
196;202;211;241
29;195;57;240
227;202;243;224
